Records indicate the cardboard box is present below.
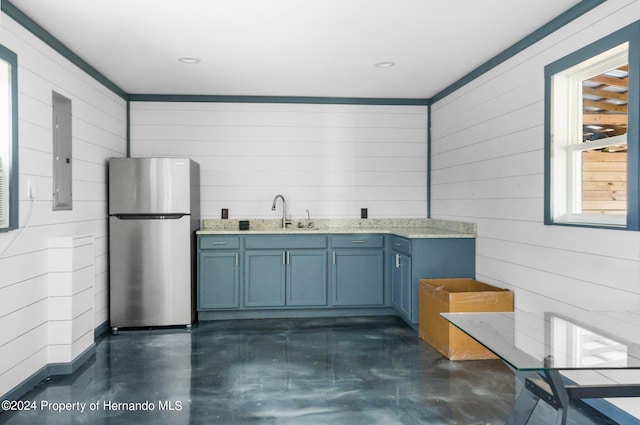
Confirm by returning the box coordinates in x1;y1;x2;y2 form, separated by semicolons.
418;278;513;361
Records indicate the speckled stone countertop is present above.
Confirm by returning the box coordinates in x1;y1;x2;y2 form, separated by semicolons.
197;218;476;239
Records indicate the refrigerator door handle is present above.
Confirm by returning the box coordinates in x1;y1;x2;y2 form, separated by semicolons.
113;214;186;220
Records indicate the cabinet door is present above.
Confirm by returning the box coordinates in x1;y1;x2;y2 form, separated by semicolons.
391;252;412;319
391;252;402;309
331;250;384;306
198;251;239;309
287;250;327;306
398;253;412;318
245;250;286;307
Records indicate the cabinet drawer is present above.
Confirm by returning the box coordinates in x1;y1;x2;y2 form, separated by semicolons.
199;235;240;250
331;234;384;249
245;235;327;249
390;236;412;255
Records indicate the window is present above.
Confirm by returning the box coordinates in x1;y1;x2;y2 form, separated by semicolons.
0;45;18;232
545;22;640;230
550;315;629;368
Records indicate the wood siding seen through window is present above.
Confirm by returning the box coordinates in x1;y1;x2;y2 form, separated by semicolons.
582;150;627;215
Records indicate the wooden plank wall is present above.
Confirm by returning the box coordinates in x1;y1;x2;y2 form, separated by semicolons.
0;12;127;398
582;150;627;214
430;0;640;418
130;102;428;220
431;0;640;313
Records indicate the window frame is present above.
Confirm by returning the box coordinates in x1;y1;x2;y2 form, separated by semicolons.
0;44;18;233
544;22;640;230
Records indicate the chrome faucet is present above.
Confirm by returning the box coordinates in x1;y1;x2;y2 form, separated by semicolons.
271;194;289;229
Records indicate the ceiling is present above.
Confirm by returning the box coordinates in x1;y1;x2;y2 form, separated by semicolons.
7;0;584;99
583;65;629;142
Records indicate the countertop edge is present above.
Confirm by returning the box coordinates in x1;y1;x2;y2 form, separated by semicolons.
196;228;476;239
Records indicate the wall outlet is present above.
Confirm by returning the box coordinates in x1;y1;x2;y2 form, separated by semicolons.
27;178;37;200
221;208;229;219
361;208;368;219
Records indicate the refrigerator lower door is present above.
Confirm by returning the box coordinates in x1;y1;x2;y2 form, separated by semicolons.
109;215;192;328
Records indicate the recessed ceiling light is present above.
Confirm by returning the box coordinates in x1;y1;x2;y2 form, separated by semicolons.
375;61;395;68
178;57;201;64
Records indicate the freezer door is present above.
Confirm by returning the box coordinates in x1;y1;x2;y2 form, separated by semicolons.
109;215;192;327
109;157;193;214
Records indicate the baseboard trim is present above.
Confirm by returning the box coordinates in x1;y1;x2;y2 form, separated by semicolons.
197;307;399;321
0;365;50;410
582;398;640;425
0;345;96;412
94;320;110;339
48;344;96;376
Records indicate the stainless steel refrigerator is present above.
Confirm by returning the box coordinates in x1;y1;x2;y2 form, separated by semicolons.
108;157;200;330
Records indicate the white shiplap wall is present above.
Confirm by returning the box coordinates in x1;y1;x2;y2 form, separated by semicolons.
130;102;428;220
430;0;640;418
0;12;127;398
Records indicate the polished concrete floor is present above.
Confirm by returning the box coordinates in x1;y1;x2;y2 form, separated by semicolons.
1;317;617;425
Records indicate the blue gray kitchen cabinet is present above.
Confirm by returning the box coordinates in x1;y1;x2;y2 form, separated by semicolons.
402;237;476;324
287;250;328;306
244;235;328;307
390;236;412;321
196;231;475;323
244;250;286;307
198;236;240;309
330;235;385;306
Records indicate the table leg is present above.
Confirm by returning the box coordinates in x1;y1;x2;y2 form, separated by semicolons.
504;366;573;425
545;370;569;425
505;386;540;425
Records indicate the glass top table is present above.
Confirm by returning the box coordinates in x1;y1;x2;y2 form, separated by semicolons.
441;311;640;371
441;311;640;425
